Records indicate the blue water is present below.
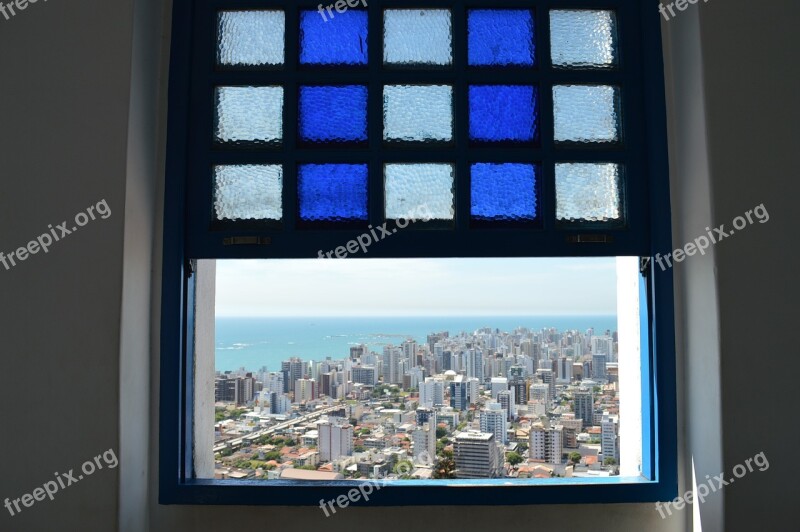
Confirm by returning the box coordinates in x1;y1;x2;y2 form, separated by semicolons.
215;316;616;371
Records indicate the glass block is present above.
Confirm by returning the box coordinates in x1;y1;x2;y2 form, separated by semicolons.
469;85;538;142
383;85;453;143
300;9;368;65
468;10;535;67
550;10;617;69
553;85;620;143
299;85;368;143
384;164;454;220
217;11;285;66
298;164;368;222
471;163;537;221
214;165;283;221
384;10;452;66
555;163;621;222
215;86;283;144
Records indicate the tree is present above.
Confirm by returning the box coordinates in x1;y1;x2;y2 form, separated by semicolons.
432;456;456;479
516;442;528;453
435;427;447;439
284;439;296;447
506;452;523;466
354;445;366;453
603;457;617;466
569;452;582;464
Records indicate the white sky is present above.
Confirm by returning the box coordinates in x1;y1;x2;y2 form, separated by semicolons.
213;257;618;317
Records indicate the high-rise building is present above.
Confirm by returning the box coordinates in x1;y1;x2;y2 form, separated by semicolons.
530;383;551;407
601;411;620;462
574;388;594;427
536;368;556;404
592;354;607;380
530;424;564;464
557;356;573;384
318;419;353;461
497;389;514;421
282;358;307;392
412;417;437;464
264;372;284;394
351;365;377;386
465;349;483;380
479;402;508;444
419;377;444;408
415;407;436;426
350;344;365;361
490;377;508;399
294;378;316;403
453;430;504;478
267;391;291;414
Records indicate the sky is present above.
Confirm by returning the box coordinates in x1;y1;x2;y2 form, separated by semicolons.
213;257;619;317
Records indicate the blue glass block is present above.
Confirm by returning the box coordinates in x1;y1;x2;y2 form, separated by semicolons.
299;85;368;143
300;10;368;65
471;163;537;221
468;10;535;66
469;85;538;142
298;164;368;222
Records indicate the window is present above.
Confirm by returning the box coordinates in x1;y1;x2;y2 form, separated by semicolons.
161;0;676;505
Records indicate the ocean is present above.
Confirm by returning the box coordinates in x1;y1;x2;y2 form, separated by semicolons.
215;315;617;371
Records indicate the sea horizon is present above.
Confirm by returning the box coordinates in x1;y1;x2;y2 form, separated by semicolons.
215;315;617;372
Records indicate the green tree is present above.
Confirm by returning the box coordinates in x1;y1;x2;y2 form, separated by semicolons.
506;452;523;466
435;427;447;439
569;452;582;464
516;442;528;453
603;457;617;466
432;456;456;479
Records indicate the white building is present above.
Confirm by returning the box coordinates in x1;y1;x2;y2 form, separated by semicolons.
601;411;620;462
318;418;354;462
411;418;436;464
490;377;508;399
419;377;445;408
294;378;316;403
479;402;508;444
530;424;564;464
453;430;504;478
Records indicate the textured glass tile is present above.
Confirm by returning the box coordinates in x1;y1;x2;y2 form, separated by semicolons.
300;10;368;65
384;10;452;66
550;10;617;68
298;164;368;222
217;11;285;66
469;85;538;142
385;164;454;220
556;163;621;222
214;165;283;221
383;85;453;142
215;86;283;144
471;163;537;221
468;10;535;66
553;85;620;143
299;85;368;143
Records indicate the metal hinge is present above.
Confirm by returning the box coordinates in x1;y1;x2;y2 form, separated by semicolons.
223;236;272;246
566;234;614;244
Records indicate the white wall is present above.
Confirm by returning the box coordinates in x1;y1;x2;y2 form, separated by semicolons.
1;0;796;531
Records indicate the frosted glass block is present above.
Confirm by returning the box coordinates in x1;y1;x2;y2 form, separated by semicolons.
383;85;453;142
215;86;283;144
469;85;538;142
384;10;452;66
550;10;617;68
298;164;368;222
299;85;368;143
468;10;535;66
214;165;283;221
553;85;620;143
300;10;368;65
218;11;285;66
471;163;537;221
556;163;621;222
385;164;454;220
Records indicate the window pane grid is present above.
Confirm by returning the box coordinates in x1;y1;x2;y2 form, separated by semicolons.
191;0;646;256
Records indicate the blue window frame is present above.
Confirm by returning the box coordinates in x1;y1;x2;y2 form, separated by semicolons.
161;0;676;505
